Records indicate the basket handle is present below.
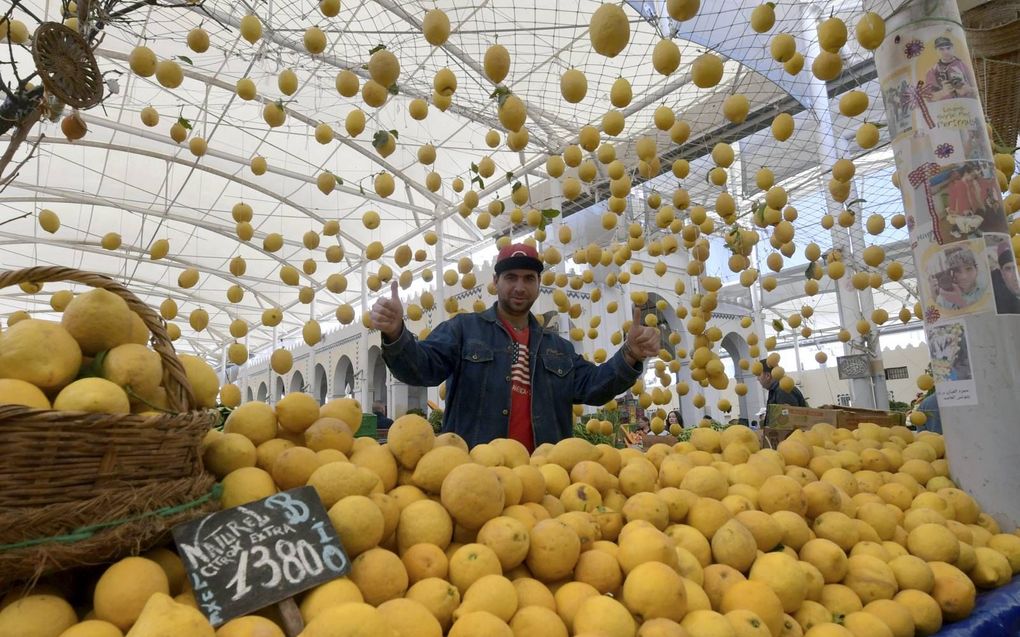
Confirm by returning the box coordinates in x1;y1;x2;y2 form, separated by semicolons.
0;266;196;412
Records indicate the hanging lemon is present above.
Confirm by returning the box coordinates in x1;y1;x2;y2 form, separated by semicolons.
589;4;630;58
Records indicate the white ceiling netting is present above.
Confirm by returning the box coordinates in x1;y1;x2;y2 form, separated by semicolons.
1;0;915;360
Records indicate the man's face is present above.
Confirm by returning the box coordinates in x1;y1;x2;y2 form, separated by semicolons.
1003;261;1020;295
938;45;954;62
952;262;978;293
495;269;540;315
757;371;772;389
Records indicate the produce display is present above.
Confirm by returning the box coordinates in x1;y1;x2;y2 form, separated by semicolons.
3;0;1020;635
3;398;1019;637
0;287;223;413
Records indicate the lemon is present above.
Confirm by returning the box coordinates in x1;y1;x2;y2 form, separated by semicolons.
100;343;162;399
0;594;77;637
349;548;409;606
856;12;885;49
610;76;632;107
589;4;630;57
300;579;364;624
622;561;686;622
721;580;785;637
54;378;130;414
573;595;636;637
154;59;183;88
215;616;284;637
94;557;170;631
304;26;327;54
239;13;262;43
57;619;124;637
128;593;213;637
128;46;157;76
652;38;681;75
484;44;511;83
839;90;869;117
770;33;796;62
723;94;749;123
499;94;526;132
812;51;843;81
449;611;511;637
510;606;567;637
560;68;587;103
276;392;321;433
178;354;218;408
750;3;775;33
692;53;723;88
301;603;395;637
422;8;450;46
224;401;278;445
186;27;209;53
817;17;848;53
0;378;50;409
0;319;82;392
220;466;276;509
368;48;400;86
62;288;134;355
203;432;257;479
38;208;60;233
666;0;700;21
856;123;880;149
329;495;385;556
434;67;457;96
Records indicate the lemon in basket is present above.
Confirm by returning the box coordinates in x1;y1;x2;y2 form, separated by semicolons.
61;289;134;355
0;319;82;393
0;378;50;409
53;378;131;414
178;355;219;409
101;343;162;398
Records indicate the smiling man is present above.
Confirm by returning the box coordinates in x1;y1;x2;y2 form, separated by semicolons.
370;242;659;450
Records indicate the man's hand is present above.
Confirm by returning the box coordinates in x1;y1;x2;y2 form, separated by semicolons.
625;305;660;366
370;281;404;342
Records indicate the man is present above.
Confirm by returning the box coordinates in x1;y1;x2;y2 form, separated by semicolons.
370;243;660;450
924;37;977;101
757;359;807;426
372;400;393;429
938;248;985;310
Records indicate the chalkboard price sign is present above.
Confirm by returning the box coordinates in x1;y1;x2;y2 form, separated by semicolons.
172;486;350;627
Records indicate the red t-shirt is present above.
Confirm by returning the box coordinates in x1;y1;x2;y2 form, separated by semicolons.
499;317;534;451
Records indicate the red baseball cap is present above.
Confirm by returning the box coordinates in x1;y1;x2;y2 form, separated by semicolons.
494;243;543;275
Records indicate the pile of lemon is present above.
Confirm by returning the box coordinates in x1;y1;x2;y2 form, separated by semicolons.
0;287;223;414
4;402;1019;637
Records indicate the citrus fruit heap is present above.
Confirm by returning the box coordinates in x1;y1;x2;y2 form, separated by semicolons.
6;409;1019;637
0;288;222;413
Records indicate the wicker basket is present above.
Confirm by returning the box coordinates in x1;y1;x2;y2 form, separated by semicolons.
0;266;218;587
964;3;1020;148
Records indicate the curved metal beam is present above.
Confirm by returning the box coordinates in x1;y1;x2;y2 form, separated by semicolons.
29;132;370;253
2;183;319;285
0;233;278;308
96;44;452;211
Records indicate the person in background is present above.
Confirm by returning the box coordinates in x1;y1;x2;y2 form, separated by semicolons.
918;392;942;434
372;400;393;429
370;243;659;450
666;409;684;431
758;359;807;426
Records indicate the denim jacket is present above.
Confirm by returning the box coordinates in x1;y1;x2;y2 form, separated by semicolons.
381;303;643;447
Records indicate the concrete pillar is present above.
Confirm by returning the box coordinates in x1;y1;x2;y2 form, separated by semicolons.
428;209;446;410
877;0;1020;529
799;3;878;408
358;266;371;411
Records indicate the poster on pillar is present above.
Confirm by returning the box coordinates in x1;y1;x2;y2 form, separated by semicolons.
925;320;976;406
877;18;1014;332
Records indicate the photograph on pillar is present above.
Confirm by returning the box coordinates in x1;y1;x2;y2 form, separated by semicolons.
928;161;1008;241
919;239;994;319
926;320;976;406
984;234;1020;315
